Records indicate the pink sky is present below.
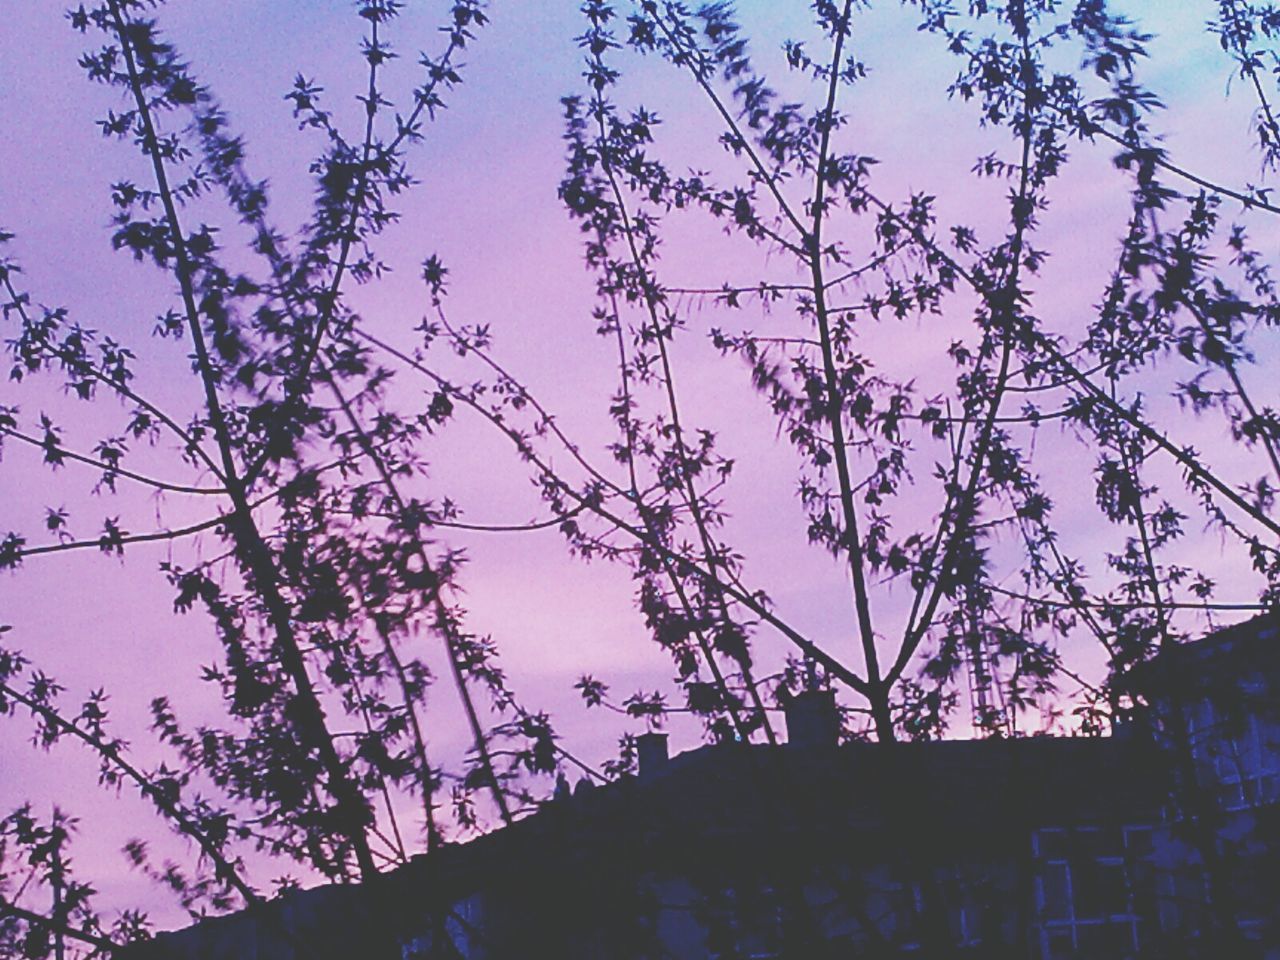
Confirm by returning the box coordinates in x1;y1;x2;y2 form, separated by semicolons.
2;0;1278;933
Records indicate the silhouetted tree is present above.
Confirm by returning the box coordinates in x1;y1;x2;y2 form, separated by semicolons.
1;0;565;953
2;0;1279;956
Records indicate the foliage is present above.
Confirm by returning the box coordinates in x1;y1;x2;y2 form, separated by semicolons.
1;0;1279;954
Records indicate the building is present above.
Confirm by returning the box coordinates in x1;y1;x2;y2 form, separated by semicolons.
128;615;1280;959
1134;614;1280;954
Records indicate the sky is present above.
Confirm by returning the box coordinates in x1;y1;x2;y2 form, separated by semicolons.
1;0;1278;934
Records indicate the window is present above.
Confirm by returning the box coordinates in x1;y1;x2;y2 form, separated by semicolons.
1033;826;1155;959
869;872;989;952
947;886;985;949
402;895;485;959
1185;697;1280;810
705;884;784;960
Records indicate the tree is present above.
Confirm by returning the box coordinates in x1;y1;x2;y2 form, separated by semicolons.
1;0;1278;955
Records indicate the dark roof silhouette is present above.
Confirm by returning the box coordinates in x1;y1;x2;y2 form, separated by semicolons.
127;732;1167;959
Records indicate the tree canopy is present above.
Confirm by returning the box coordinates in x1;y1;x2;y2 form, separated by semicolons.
1;0;1279;952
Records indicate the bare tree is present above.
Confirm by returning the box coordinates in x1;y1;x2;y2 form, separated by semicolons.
2;0;1279;955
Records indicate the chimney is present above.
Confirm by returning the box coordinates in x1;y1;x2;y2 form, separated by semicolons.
785;689;840;748
636;731;669;782
1110;710;1148;743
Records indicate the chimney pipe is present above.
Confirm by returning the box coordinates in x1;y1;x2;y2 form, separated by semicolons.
636;731;669;782
785;689;840;748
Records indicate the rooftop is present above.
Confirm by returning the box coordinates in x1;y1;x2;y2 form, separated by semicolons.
129;731;1165;959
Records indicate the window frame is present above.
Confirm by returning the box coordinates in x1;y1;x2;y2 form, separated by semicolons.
1032;825;1153;959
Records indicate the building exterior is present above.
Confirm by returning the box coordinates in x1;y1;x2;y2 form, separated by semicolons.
128;616;1280;959
1135;614;1280;954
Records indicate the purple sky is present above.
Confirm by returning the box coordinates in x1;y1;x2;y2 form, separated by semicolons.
2;0;1278;932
